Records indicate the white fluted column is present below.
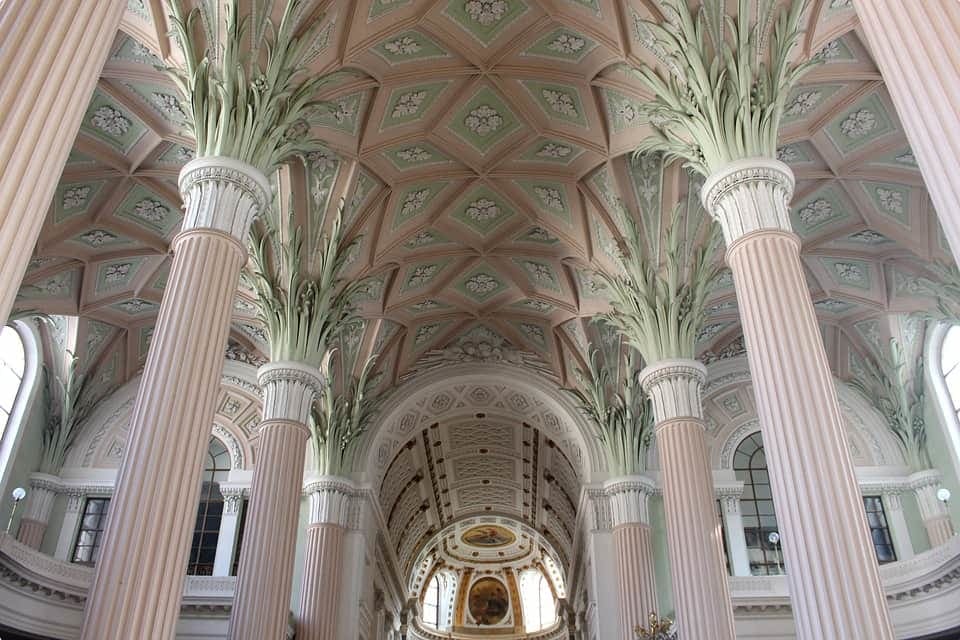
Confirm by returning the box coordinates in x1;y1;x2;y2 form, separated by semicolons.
881;492;915;561
910;470;955;546
228;362;323;640
719;493;751;577
603;476;658;639
16;473;60;549
81;157;269;640
639;360;735;640
212;487;246;577
853;1;960;265
297;478;355;640
0;0;124;325
702;158;894;639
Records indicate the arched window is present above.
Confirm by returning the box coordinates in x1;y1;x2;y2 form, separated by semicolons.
733;432;785;575
0;325;26;439
186;438;231;575
422;573;442;629
940;326;960;422
519;569;557;633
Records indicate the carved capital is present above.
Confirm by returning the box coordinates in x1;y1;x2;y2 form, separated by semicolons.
701;158;796;244
602;475;656;526
178;156;270;241
638;358;707;422
257;360;325;424
304;476;359;528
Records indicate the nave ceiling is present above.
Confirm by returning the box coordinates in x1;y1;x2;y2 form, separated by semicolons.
13;0;956;455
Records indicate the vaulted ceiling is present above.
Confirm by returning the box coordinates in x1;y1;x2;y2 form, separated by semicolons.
14;0;953;423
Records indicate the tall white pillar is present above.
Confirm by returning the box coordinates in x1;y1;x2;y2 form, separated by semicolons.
718;492;751;577
582;489;621;640
82;157;270;640
702;158;894;639
604;476;658;638
853;1;960;266
212;487;246;577
0;0;124;325
639;360;736;640
229;362;322;640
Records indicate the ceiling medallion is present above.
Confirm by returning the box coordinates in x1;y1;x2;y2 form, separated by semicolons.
462;524;517;547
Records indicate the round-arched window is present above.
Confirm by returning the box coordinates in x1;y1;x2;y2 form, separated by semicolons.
0;325;26;439
733;432;785;575
519;568;557;632
186;438;231;575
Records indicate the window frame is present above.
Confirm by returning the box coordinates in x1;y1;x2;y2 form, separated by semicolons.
862;495;897;564
72;497;110;565
733;431;786;576
928;322;960;483
0;320;41;494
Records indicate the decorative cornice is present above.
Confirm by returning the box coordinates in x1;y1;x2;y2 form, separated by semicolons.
178;156;270;241
257;360;325;423
638;358;707;422
701;158;796;244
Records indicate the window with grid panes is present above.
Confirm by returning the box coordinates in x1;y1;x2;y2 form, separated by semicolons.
863;495;897;564
72;498;110;565
186;438;231;575
733;432;785;575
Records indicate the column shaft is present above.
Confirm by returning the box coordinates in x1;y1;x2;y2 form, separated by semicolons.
212;493;243;577
55;494;84;561
657;419;736;639
725;232;893;638
640;361;735;640
613;524;658;637
882;493;915;561
297;523;345;640
229;362;321;640
81;231;245;639
80;157;268;640
228;421;309;639
853;1;960;265
0;0;123;324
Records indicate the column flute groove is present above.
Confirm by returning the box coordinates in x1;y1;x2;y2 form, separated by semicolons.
0;0;124;325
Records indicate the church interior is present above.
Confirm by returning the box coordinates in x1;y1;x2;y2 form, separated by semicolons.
0;0;959;639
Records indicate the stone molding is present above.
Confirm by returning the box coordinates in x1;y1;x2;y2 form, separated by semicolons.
602;475;656;527
638;358;707;421
700;157;796;244
178;156;270;240
257;361;325;424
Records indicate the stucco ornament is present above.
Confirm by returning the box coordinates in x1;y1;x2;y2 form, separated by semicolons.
310;356;380;475
39;351;112;475
597;155;723;363
629;0;816;176
570;350;652;476
166;0;338;173
848;334;930;471
248;194;362;369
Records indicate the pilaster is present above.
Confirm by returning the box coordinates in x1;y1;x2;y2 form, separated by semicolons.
717;487;751;577
881;491;915;562
16;474;60;549
212;486;248;577
910;470;955;547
